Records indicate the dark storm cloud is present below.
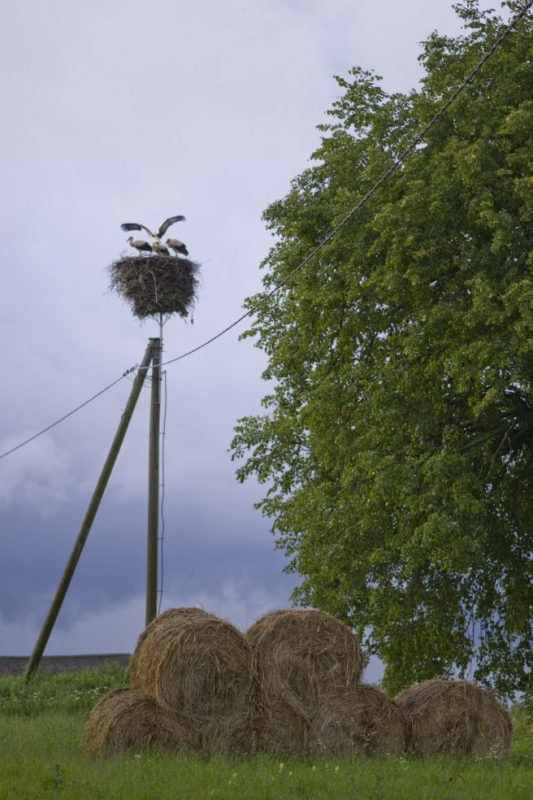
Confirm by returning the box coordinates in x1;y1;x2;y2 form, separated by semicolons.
0;497;296;628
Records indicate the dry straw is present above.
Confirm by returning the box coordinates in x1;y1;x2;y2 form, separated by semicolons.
395;679;512;760
252;700;311;757
310;685;408;757
108;255;200;320
130;607;254;753
200;708;254;756
82;687;189;756
246;608;364;719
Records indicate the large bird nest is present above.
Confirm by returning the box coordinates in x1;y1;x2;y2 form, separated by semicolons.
82;687;189;756
394;679;512;760
108;255;200;321
246;609;365;719
310;685;408;757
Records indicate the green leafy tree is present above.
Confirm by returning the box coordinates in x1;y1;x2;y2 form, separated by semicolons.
231;1;533;697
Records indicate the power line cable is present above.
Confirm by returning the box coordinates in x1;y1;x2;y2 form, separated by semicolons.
0;0;530;461
160;0;533;368
0;367;138;461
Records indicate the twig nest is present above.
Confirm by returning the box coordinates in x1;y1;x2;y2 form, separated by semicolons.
108;255;200;320
394;679;512;760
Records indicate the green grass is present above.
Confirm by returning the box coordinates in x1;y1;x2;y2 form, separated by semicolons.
0;662;128;716
1;667;532;800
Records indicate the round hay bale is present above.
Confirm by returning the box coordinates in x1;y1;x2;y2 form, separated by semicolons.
130;607;254;721
246;609;364;718
108;255;200;320
394;679;512;760
252;700;311;757
82;687;189;756
200;708;254;756
310;685;408;757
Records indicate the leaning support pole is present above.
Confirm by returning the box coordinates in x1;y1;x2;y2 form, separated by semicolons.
145;335;161;626
24;341;156;682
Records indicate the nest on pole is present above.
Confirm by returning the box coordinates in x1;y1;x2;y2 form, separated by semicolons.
108;255;200;321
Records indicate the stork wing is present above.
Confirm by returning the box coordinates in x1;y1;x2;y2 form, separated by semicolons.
120;222;153;236
156;215;186;237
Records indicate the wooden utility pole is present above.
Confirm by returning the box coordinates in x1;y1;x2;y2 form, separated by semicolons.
145;335;161;625
24;341;156;682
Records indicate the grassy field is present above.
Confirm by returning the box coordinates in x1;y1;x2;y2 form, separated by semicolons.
1;665;532;799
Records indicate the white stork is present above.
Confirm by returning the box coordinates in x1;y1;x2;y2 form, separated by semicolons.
152;240;170;257
120;215;186;246
166;238;189;257
126;236;152;255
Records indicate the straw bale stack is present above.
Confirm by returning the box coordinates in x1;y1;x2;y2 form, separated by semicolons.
108;255;200;320
246;609;364;719
395;679;512;760
310;685;408;757
200;707;254;756
251;700;311;757
130;607;255;753
82;688;189;756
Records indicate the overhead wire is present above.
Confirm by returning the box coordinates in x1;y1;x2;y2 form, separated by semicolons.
160;0;533;367
0;0;531;462
0;367;137;461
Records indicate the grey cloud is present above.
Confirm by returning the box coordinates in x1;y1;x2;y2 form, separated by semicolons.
0;0;497;657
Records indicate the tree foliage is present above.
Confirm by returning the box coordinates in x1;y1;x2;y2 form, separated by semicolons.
231;1;533;697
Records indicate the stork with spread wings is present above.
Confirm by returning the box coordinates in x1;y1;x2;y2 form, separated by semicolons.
121;215;187;254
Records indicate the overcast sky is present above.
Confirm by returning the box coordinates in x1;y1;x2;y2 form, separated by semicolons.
0;0;498;681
